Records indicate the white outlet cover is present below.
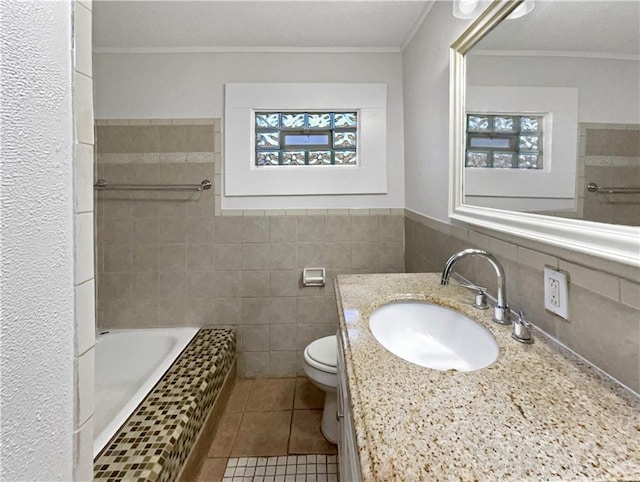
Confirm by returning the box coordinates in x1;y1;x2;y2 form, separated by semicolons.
544;267;570;320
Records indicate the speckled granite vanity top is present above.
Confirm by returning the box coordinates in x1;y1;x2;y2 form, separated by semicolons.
335;273;640;481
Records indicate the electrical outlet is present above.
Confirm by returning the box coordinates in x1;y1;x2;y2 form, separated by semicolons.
544;267;569;319
548;278;560;307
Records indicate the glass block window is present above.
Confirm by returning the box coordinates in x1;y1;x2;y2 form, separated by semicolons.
255;112;357;166
466;114;543;169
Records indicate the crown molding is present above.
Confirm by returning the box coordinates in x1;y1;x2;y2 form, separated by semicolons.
472;49;640;61
93;46;402;54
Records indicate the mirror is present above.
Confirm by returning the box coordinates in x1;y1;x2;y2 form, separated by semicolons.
449;0;639;267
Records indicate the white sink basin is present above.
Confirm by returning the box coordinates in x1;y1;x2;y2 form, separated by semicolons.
369;301;499;371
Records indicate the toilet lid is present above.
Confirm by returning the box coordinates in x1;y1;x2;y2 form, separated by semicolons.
306;335;337;369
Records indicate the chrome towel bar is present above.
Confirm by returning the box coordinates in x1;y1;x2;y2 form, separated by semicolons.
586;182;640;194
94;179;212;192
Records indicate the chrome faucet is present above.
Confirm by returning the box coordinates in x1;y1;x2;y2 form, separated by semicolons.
441;248;511;325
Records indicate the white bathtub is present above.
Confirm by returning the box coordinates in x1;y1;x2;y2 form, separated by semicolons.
93;327;199;457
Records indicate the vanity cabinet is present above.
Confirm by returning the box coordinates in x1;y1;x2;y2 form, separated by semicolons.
337;339;362;482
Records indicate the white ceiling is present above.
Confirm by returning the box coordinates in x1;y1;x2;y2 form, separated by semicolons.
475;1;640;56
92;1;432;51
93;1;640;55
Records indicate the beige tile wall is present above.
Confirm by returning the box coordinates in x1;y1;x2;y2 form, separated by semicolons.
405;211;640;393
582;124;639;226
95;120;405;377
538;123;639;225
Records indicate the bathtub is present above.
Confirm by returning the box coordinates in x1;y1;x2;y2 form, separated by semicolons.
93;327;199;457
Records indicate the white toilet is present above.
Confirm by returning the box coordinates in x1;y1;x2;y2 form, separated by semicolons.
303;335;338;444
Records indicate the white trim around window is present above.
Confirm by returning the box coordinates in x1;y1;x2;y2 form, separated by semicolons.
465;86;578;202
224;83;388;196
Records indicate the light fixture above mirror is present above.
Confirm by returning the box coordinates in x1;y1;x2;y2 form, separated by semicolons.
449;0;640;267
453;0;534;20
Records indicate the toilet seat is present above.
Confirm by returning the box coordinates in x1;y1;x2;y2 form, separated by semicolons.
304;335;337;374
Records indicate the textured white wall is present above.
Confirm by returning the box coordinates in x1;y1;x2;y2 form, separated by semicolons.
0;1;75;480
402;1;473;221
94;51;405;209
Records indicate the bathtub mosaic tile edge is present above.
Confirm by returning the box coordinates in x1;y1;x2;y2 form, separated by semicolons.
94;328;236;482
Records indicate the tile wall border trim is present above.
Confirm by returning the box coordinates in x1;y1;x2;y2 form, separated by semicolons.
95;118;402;218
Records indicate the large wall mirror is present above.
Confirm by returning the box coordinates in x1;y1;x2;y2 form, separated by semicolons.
449;0;639;267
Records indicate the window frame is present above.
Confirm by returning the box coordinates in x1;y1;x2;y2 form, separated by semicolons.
254;111;358;166
224;83;387;197
464;86;578;201
465;113;544;169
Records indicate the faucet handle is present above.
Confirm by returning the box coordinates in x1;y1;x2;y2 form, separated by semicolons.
459;282;489;310
459;281;485;291
512;310;534;344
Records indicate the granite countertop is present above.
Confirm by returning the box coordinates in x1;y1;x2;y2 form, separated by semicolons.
334;273;640;482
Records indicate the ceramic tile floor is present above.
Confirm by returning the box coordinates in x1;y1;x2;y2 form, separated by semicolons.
197;377;339;482
222;455;338;482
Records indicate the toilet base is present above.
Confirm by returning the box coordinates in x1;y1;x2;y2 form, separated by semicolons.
320;392;338;444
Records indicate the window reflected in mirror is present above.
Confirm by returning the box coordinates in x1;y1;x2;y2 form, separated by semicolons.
463;1;639;227
466;114;543;169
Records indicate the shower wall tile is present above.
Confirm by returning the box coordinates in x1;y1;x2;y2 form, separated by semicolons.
130;126;159;153
75;143;94;213
351;215;378;242
270;351;298;377
270;244;297;269
242;297;270;325
215;217;244;243
297;243;324;268
186;298;212;325
297;297;326;324
74;72;94;145
96;119;404;377
74;2;92;77
187;217;215;244
270;324;298;351
158;125;186;152
132;272;157;298
240;351;270;378
269;297;298;325
297;216;324;242
241;325;270;351
187;271;215;298
270;216;297;243
378;214;404;242
215;271;243;298
242;243;271;270
75;280;95;356
242;270;271;297
187;244;215;271
158;244;186;272
324;244;352;269
324;216;352;242
351;243;380;269
243;217;270;243
585;128;640;157
186;125;215;152
75;212;95;284
212;298;242;326
76;347;94;426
